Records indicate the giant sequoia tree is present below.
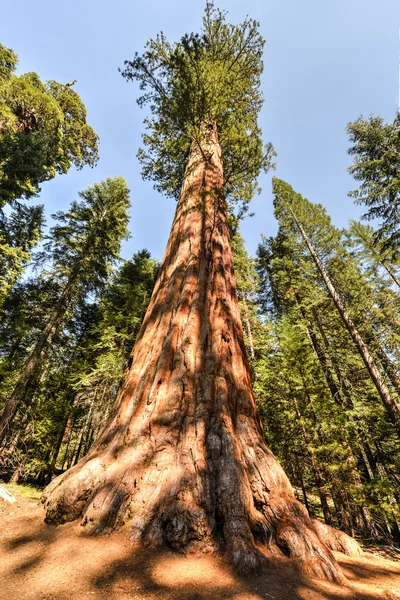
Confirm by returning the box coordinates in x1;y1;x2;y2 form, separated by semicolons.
43;5;360;578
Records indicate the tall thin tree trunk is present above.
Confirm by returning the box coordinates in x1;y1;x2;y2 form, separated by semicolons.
289;206;400;437
297;299;341;404
61;412;79;470
300;303;382;533
293;452;312;516
0;281;75;443
296;327;377;534
311;311;387;491
376;256;400;289
242;301;255;361
374;342;400;396
71;391;97;466
43;126;360;579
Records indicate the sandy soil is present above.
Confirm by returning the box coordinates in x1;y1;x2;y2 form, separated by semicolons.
1;492;400;600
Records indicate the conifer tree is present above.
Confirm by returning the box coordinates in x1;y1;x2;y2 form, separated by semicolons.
0;178;130;442
231;231;259;361
347;113;400;256
256;224;400;542
0;43;99;207
0;203;44;312
0;41;99;312
347;220;400;289
272;178;400;437
0;251;157;484
55;250;159;471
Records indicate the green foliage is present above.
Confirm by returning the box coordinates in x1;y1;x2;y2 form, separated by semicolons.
70;249;158;404
254;182;400;541
272;178;341;259
347;113;400;256
231;230;257;299
230;230;261;363
0;41;99;315
0;178;131;470
121;2;275;213
0;203;44;312
346;220;400;287
0;45;17;81
39;177;131;296
0;249;157;482
0;277;60;384
0;42;99;207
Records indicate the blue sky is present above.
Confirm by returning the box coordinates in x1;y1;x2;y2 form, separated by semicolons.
2;0;400;260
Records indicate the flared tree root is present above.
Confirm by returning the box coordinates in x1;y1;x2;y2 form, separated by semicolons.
43;438;361;582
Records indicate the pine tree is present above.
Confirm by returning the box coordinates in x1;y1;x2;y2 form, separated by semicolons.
0;203;44;312
346;220;400;289
0;249;157;484
0;178;130;442
273;178;400;437
256;218;400;542
43;5;359;579
231;231;259;362
347;112;400;256
56;250;159;471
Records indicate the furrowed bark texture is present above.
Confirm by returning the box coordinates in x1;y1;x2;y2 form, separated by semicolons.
43;127;359;579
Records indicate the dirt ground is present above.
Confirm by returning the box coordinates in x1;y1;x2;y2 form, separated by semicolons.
1;488;400;600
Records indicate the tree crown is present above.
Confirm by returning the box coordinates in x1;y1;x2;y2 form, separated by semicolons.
121;2;275;212
347;113;400;256
39;177;131;295
272;178;341;260
0;43;99;206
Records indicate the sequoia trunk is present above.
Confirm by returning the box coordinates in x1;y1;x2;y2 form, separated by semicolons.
43;127;359;579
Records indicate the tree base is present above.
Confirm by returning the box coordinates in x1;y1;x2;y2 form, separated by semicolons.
43;442;361;582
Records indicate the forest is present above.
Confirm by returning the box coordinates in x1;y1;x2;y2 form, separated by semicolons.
1;2;400;600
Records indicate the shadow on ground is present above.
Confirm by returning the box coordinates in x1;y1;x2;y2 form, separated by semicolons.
1;497;400;600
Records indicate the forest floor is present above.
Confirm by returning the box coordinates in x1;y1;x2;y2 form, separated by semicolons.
1;483;400;600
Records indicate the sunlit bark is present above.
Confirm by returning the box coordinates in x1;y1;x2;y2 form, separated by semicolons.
43;126;360;579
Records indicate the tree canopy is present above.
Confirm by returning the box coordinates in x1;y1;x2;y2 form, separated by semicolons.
0;43;99;207
39;177;131;296
120;2;275;214
347;113;400;257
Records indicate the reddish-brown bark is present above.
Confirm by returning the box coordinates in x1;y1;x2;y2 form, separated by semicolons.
43;126;360;579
